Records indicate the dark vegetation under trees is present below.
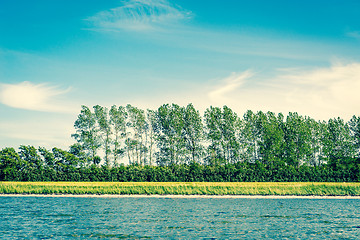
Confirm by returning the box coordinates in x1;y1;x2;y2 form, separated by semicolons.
1;104;360;182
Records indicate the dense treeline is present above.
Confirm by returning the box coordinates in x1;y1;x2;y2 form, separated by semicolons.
71;104;360;167
1;103;360;182
0;150;359;182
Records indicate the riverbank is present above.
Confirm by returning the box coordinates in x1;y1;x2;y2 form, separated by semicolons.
2;194;360;199
1;182;360;196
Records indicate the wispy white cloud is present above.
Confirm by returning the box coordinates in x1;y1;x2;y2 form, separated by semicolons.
208;71;253;102
275;62;360;116
201;62;360;120
83;1;348;64
0;81;73;113
137;62;360;120
86;0;192;31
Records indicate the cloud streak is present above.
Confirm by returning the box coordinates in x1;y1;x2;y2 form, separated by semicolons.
144;62;360;120
83;0;350;64
208;71;253;102
86;0;192;31
276;62;360;115
0;81;73;112
203;62;360;120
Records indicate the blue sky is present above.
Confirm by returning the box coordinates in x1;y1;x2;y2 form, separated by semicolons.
1;0;360;149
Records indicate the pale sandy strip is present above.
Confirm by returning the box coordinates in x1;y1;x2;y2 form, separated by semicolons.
1;194;360;199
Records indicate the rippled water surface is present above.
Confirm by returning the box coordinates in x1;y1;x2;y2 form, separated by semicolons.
1;196;360;239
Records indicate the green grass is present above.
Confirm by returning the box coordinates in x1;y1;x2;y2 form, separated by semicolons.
1;182;360;196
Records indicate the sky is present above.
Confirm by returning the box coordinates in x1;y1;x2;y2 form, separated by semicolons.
1;0;360;150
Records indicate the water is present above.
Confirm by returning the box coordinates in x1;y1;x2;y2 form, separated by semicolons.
1;196;360;239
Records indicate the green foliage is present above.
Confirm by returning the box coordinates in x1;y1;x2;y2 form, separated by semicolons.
349;115;360;157
183;103;204;163
256;111;285;164
109;105;127;165
241;110;261;162
70;103;360;171
154;104;187;165
2;104;360;183
0;148;24;181
125;104;148;165
94;105;112;166
72;105;101;163
1;145;359;182
204;106;240;165
323;118;356;166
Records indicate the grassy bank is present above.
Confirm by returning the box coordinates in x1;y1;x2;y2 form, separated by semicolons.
1;182;360;196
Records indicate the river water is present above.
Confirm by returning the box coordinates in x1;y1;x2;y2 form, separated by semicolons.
1;196;360;239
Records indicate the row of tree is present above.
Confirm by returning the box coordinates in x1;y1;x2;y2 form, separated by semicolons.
1;103;359;181
71;104;360;168
0;146;358;181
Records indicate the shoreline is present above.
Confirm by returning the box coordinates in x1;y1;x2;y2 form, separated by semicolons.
2;182;360;196
1;194;360;199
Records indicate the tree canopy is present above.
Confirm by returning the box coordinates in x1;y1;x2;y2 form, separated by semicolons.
1;103;359;182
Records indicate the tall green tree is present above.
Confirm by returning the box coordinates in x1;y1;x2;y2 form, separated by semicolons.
256;111;285;164
349;115;360;158
146;109;157;165
183;103;204;163
304;119;322;166
204;106;223;165
323;117;355;167
154;104;186;165
72;105;101;164
323;118;355;168
109;105;127;166
94;105;112;166
283;113;312;166
204;106;240;164
221;106;240;163
241;110;261;163
126;104;148;165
